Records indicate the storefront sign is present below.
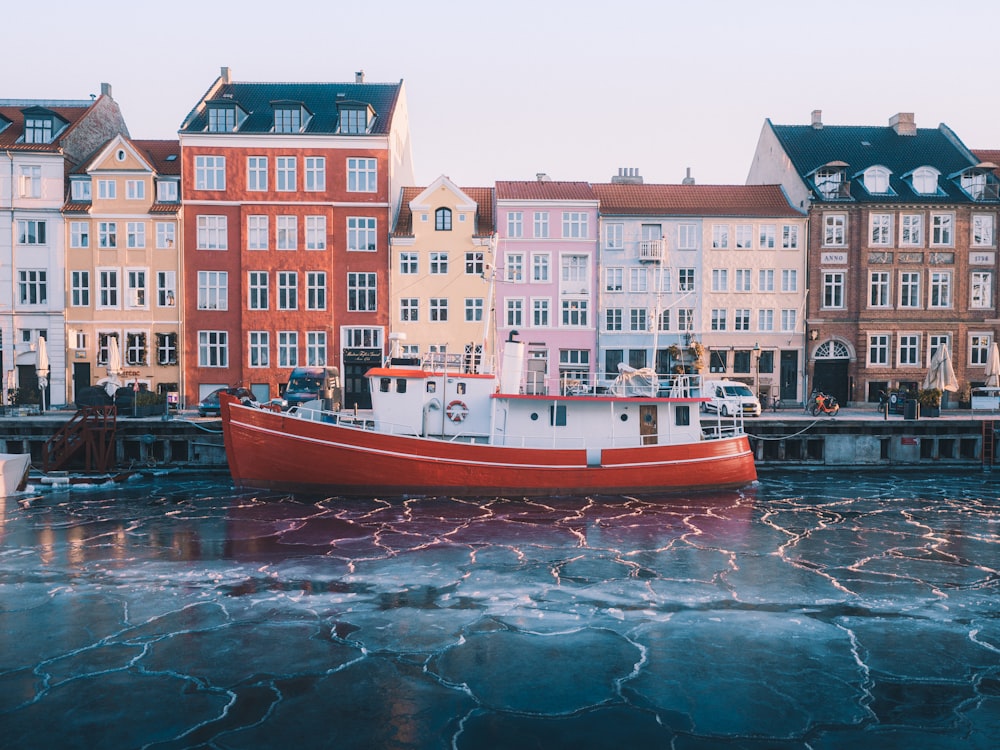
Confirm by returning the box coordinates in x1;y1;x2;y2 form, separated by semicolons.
821;252;847;265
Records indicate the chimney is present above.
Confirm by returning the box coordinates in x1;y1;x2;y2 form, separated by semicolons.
536;173;551;182
100;82;112;98
356;70;365;84
682;167;695;185
611;167;643;185
220;66;231;84
890;112;916;136
811;110;823;129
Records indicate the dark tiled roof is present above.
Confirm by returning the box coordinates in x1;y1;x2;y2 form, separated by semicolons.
769;121;980;202
591;183;800;217
0;103;94;151
394;186;495;238
180;80;403;136
496;181;596;201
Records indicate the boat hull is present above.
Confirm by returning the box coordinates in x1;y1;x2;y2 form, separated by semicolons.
221;400;757;497
0;453;31;497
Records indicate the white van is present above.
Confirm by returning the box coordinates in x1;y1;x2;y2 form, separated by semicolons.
702;379;762;417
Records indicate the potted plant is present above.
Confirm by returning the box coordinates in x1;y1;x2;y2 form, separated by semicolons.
958;382;972;410
918;388;942;417
134;390;168;417
688;340;706;371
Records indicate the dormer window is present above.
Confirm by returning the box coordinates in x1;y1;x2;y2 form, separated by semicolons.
156;179;179;202
911;166;940;195
271;102;310;134
337;102;375;134
207;103;246;133
24;116;53;144
959;165;999;201
814;163;849;200
435;208;452;231
70;178;92;201
862;166;892;195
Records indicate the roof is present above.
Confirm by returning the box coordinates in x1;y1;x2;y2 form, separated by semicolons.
393;186;495;237
973;150;1000;179
133;139;181;175
180;79;403;136
769;120;983;203
0;101;95;152
496;181;596;201
591;183;801;217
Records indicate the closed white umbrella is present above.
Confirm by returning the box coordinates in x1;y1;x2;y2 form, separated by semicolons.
36;336;49;411
97;336;123;397
922;343;958;393
986;342;1000;388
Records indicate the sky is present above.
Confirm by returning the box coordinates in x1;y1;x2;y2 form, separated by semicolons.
5;0;1000;188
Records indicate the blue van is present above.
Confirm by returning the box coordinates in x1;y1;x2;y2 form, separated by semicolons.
283;367;341;408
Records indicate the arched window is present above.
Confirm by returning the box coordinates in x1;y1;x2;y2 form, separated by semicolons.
911;167;940;195
435;208;452;231
863;166;891;194
815;340;851;358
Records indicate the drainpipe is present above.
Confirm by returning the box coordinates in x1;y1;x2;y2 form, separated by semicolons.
5;150;14;404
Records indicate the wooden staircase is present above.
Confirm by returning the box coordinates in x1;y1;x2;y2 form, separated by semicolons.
983;421;996;472
42;406;118;473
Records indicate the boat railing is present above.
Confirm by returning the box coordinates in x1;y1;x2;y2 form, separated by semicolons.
699;407;747;440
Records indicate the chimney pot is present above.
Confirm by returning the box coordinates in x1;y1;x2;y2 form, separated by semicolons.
682;167;695;185
889;112;916;136
356;70;365;84
811;109;823;129
100;82;112;98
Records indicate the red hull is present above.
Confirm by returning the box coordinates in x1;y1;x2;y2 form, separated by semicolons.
221;399;757;497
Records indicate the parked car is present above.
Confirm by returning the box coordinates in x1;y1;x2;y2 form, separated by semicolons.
283;366;341;408
198;387;257;417
702;379;762;417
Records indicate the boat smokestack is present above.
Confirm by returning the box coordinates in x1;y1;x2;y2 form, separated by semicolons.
500;339;526;394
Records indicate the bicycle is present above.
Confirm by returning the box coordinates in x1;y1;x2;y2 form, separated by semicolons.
764;394;781;412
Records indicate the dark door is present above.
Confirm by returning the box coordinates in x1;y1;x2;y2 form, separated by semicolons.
779;350;798;402
73;362;91;403
813;359;849;405
343;350;380;410
639;404;658;445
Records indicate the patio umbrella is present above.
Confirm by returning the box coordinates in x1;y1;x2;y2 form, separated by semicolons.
36;336;50;411
97;336;123;397
986;342;1000;388
922;343;959;393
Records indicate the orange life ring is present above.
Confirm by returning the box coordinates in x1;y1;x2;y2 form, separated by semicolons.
446;400;469;423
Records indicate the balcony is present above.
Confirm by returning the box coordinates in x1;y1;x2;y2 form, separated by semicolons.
638;239;664;262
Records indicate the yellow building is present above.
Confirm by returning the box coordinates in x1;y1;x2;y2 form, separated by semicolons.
64;136;181;403
390;176;495;369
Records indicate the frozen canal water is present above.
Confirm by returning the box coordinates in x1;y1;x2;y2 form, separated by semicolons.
1;471;999;749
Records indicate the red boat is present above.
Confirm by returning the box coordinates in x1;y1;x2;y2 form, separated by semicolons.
220;341;757;498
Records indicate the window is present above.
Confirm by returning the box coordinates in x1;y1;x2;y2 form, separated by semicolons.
735;269;751;292
734;308;750;331
870;214;891;246
507;212;523;237
194;155;225;190
157;271;176;307
506;253;524;282
712;224;729;249
156;180;178;202
430;252;449;274
898;334;920;366
248;271;269;310
678;224;698;249
814;167;844;199
735;224;753;249
156;333;178;366
759;269;774;292
932;214;953;246
126;180;145;200
973;215;995;247
562;212;588;239
465;251;484;275
273;107;301;133
339;107;368;134
900;214;923;246
209;106;237;132
605;267;623;292
823;271;844;308
156;222;175;249
781;269;798;292
534;212;549;238
759;224;776;249
781;224;800;250
71;271;89;307
305;216;326;250
678;308;694;331
678;269;695;292
98;179;116;200
198;271;228;310
605;308;623;331
278;332;298;368
863;166;891;194
247;156;268;191
275;157;296;192
868;334;889;366
98;334;118;365
400;252;418;275
780;309;797;332
276;216;297;250
305;157;325;191
98;221;117;248
711;268;728;292
503;298;522;327
630;308;647;332
126;222;145;248
562;255;588;287
824;214;846;246
711;309;727;331
435;208;452;231
306;331;327;366
561;300;588;327
971;271;993;309
928;334;950;364
248;216;269;250
23;117;53;144
604;223;624;250
71;179;91;201
17;219;46;245
19;165;41;198
347;157;376;192
758;309;774;331
465;298;484;322
629;267;648;293
348;217;377;251
911;167;939;195
532;254;550;282
532;298;550;327
18;270;46;305
97;269;118;308
307;272;327;309
929;271;951;308
429;298;448;321
605;350;624;379
126;269;147;308
348;272;377;311
971;334;991;365
899;271;920;308
277;271;298;310
657;309;670;331
869;271;890;307
197;216;227;249
401;298;419;322
249;331;269;368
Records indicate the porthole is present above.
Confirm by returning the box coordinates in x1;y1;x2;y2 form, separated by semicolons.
530;412;539;421
620;413;628;422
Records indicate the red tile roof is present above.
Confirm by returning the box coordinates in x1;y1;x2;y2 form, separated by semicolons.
133;139;181;175
591;183;801;217
495;181;596;201
0;103;94;151
394;186;494;238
